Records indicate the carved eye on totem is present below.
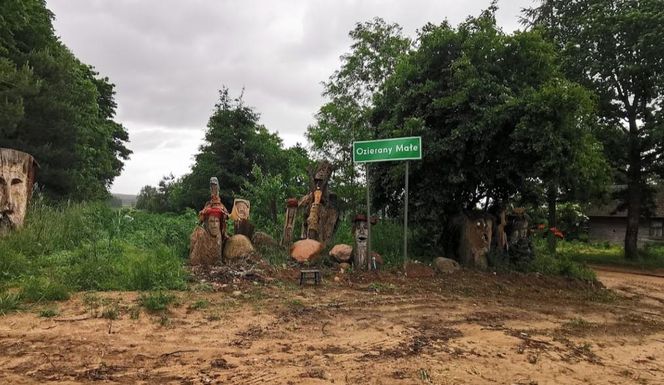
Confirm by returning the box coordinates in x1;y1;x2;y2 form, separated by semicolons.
11;178;22;186
0;177;5;186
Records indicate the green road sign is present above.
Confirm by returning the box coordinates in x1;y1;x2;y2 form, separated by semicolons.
353;136;422;163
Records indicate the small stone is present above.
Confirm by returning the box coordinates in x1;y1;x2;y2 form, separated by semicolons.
333;276;340;282
232;291;242;297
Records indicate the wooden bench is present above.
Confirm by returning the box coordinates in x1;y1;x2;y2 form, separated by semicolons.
299;269;321;285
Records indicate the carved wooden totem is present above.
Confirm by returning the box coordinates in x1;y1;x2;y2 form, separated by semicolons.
230;198;254;239
298;161;339;246
352;214;369;269
454;212;493;269
281;198;298;248
0;148;38;236
190;177;228;266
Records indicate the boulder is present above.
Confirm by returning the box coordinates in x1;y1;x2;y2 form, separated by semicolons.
433;257;461;274
223;234;255;261
252;231;280;249
290;239;324;263
329;244;353;262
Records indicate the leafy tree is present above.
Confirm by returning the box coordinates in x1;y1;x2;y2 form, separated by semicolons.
524;0;664;258
0;0;130;200
171;87;309;215
371;8;608;251
307;18;410;212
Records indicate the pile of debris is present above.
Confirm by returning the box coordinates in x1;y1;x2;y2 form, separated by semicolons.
189;254;275;288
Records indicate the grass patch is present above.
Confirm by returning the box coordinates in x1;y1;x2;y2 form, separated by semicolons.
20;276;71;302
0;292;21;315
0;201;193;295
39;308;59;318
189;299;210;310
556;240;664;270
101;303;120;320
139;290;175;312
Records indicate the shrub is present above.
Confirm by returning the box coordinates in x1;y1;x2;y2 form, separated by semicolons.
20;276;71;302
0;292;21;315
139;290;176;312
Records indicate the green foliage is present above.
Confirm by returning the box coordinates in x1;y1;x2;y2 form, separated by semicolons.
20;276;70;302
0;291;21;315
0;201;192;302
525;0;664;259
139;290;175;312
175;87;308;212
189;299;210;310
0;0;130;200
38;308;58;318
555;240;664;270
369;8;607;252
307;18;411;212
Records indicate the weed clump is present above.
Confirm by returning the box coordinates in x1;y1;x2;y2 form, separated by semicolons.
139;290;175;312
0;292;21;315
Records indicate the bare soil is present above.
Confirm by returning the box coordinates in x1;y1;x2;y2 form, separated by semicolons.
1;267;663;384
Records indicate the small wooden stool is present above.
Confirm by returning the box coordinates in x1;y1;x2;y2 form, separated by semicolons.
299;269;321;285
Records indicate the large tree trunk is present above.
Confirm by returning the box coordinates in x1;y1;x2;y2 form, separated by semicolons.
547;187;557;252
625;117;642;260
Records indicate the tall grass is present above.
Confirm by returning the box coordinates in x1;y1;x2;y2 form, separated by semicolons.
0;199;195;309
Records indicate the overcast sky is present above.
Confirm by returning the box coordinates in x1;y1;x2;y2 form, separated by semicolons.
46;0;534;194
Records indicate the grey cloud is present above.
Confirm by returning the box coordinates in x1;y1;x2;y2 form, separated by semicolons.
46;0;533;194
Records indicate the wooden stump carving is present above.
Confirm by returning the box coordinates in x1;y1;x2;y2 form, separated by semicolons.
0;148;38;236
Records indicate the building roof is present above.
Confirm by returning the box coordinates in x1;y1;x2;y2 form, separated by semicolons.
587;186;664;218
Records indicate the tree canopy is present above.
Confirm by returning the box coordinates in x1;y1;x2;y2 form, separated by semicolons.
370;8;608;248
0;0;130;200
524;0;664;258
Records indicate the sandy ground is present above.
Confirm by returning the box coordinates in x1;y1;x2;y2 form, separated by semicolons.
1;267;663;385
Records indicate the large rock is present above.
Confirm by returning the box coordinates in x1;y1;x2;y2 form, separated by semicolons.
290;239;324;263
329;244;353;262
223;234;255;261
252;231;280;249
433;257;461;274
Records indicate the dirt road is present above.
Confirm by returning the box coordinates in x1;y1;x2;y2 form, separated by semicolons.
1;268;662;384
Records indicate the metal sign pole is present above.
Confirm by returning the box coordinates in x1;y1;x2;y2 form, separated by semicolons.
404;161;409;269
366;162;372;270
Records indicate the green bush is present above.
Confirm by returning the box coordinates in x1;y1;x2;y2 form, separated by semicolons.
20;276;71;302
0;292;21;315
139;290;176;312
0;201;193;305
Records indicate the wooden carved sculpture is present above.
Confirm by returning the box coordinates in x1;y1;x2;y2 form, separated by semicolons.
281;198;298;248
189;177;229;266
0;148;38;236
297;161;339;246
352;214;369;269
453;212;494;269
230;198;254;239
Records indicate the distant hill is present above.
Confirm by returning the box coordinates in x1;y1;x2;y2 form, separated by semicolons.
111;193;138;208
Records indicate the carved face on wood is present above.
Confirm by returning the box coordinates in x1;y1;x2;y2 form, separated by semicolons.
235;200;250;220
354;219;368;246
0;149;37;234
470;218;492;248
207;215;221;237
